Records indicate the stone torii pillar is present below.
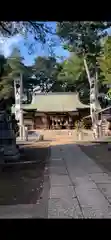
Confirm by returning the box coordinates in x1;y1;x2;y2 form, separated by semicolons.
14;73;25;140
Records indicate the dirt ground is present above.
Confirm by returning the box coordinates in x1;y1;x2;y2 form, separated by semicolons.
0;141;50;205
79;142;111;174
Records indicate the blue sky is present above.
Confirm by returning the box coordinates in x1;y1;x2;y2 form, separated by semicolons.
0;22;70;66
0;22;111;66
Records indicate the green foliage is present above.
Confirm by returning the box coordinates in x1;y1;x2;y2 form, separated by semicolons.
8;48;35;103
57;22;111;57
7;48;27;77
1;21;111;109
0;48;29;107
57;53;89;103
56;22;111;81
56;22;111;104
0;55;13;102
58;54;84;82
99;36;111;84
33;56;63;92
0;49;64;108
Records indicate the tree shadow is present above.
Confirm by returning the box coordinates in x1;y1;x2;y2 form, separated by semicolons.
0;144;50;206
1;140;111;217
79;142;111;174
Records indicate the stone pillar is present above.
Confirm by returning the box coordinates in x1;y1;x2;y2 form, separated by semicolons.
14;74;24;140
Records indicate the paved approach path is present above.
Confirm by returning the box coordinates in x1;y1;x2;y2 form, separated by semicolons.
48;142;111;218
1;138;111;218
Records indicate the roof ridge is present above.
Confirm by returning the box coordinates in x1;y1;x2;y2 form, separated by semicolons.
33;92;78;95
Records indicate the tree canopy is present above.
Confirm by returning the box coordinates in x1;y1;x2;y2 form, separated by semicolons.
0;22;56;54
0;49;63;107
56;22;111;79
1;21;111;110
0;55;13;100
99;36;111;84
0;21;51;41
33;56;62;92
56;22;111;106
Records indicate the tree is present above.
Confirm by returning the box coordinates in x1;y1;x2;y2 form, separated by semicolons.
8;48;37;103
0;54;14;109
99;36;111;84
0;22;55;54
49;62;64;92
57;53;90;103
56;22;111;135
0;21;50;39
98;36;111;104
33;56;62;92
7;48;27;77
0;48;29;108
22;66;36;103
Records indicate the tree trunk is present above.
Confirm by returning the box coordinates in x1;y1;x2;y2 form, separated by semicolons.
83;58;99;139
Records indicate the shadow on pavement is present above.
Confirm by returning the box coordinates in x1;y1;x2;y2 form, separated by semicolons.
49;141;111;177
79;142;111;174
0;144;50;206
1;140;111;216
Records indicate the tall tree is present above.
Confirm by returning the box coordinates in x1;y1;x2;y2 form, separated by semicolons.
57;22;111;134
99;36;111;84
8;48;36;103
7;48;26;77
0;54;14;109
22;66;35;103
98;36;111;103
33;56;62;92
58;54;90;103
0;48;30;108
49;62;64;92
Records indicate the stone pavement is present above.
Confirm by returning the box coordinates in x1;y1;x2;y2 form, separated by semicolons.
1;140;111;218
48;143;111;218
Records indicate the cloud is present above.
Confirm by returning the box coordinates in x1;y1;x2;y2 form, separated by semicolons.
0;34;23;57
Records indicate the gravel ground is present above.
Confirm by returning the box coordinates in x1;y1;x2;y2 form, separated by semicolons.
0;142;50;205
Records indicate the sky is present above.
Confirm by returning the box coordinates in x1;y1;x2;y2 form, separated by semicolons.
0;22;70;66
0;22;111;66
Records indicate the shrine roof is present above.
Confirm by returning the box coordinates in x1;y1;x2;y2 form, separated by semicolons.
30;92;90;112
12;92;91;113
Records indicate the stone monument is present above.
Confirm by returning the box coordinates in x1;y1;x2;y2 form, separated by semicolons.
0;110;20;162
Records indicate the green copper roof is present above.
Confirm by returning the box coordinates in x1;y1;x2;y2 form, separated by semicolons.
12;92;100;113
28;93;89;112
